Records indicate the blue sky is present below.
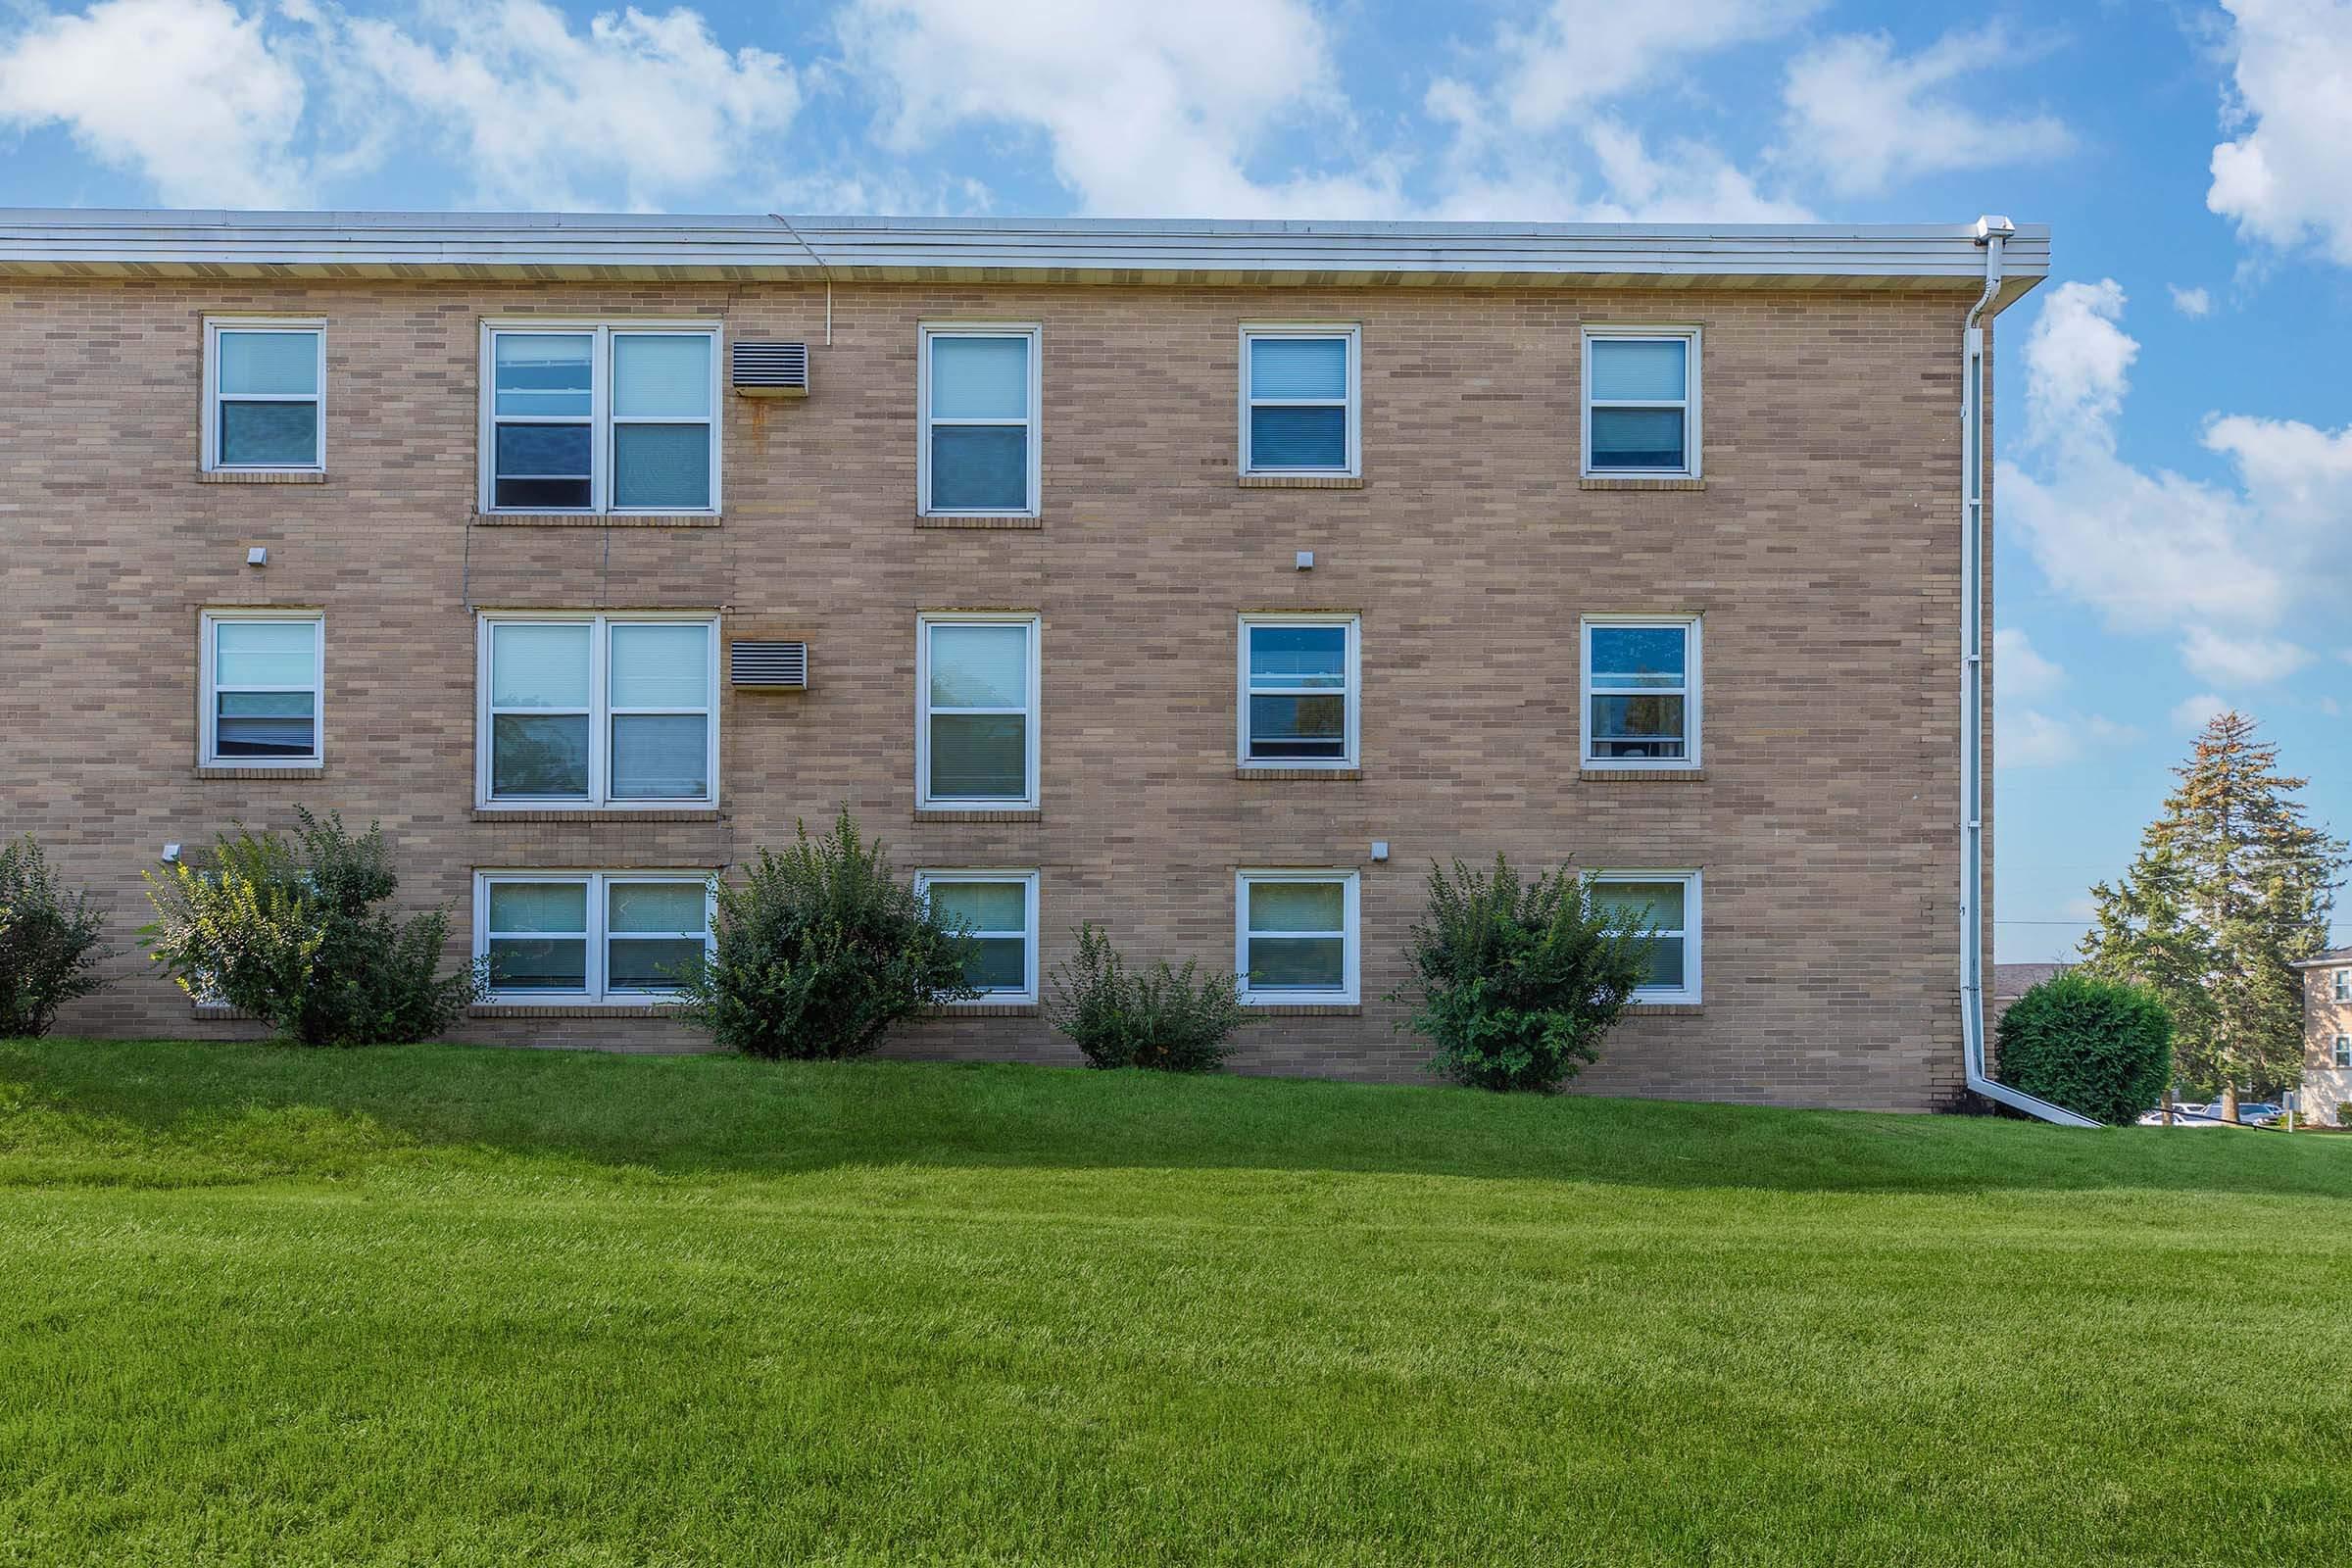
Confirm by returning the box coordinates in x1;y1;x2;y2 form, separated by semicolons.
4;0;2347;958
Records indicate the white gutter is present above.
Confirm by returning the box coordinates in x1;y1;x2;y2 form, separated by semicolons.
1960;216;2098;1128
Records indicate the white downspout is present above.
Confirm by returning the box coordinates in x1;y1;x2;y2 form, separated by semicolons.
1960;216;2098;1128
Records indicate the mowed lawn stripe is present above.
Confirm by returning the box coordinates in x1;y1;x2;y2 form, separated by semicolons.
2;1041;2349;1567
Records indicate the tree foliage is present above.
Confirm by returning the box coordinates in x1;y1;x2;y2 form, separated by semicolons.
676;810;976;1059
0;834;111;1037
2076;711;2345;1101
1396;855;1656;1093
1043;922;1247;1072
1994;971;2174;1126
141;809;483;1046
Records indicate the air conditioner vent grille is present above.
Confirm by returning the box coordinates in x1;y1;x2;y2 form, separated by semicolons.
730;640;808;688
731;341;809;397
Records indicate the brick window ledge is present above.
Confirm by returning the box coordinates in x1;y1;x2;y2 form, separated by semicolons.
916;515;1044;529
197;469;326;484
1243;1004;1363;1016
1579;476;1707;492
471;808;722;823
197;765;325;781
471;513;721;527
913;809;1043;824
926;1004;1042;1018
1238;474;1365;490
1580;767;1706;783
1237;766;1362;782
192;1004;265;1021
1625;1003;1704;1016
469;1004;687;1019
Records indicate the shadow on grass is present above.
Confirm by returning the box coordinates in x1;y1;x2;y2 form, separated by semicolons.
4;1037;2349;1200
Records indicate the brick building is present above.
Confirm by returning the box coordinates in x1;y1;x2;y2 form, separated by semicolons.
0;211;2050;1111
2294;949;2352;1126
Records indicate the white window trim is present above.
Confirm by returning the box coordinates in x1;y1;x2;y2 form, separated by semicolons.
917;322;1043;517
914;869;1041;1005
2334;1034;2350;1069
1235;868;1360;1006
1236;612;1361;770
2334;968;2349;1003
477;319;723;516
915;612;1042;811
1239;323;1361;477
1578;613;1702;771
1591;868;1702;1004
201;318;325;474
199;610;324;769
474;612;720;810
473;869;715;1005
1580;324;1702;480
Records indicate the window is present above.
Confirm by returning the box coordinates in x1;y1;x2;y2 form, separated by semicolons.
475;613;717;808
919;325;1040;515
2335;1035;2351;1069
203;320;323;472
2335;969;2349;1003
475;871;712;1003
916;871;1040;1004
1236;870;1359;1005
1241;326;1358;476
1582;326;1699;477
916;614;1040;810
1590;872;1701;1004
480;322;719;514
1581;616;1700;768
200;612;322;767
1238;614;1359;768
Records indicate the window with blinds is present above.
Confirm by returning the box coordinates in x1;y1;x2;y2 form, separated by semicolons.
204;320;324;472
1242;326;1358;476
475;871;714;1002
920;325;1040;515
201;612;323;766
480;322;719;514
1582;326;1700;477
916;614;1039;810
475;613;717;808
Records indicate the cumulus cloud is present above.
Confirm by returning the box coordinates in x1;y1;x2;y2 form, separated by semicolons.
2179;625;2315;685
1494;0;1822;131
1996;707;2138;769
2172;693;2230;732
2169;284;2213;317
0;0;311;206
2208;0;2352;264
1994;627;2065;701
1778;24;2075;197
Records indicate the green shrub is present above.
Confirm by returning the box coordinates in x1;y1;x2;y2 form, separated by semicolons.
1395;855;1656;1093
1043;922;1248;1071
141;809;483;1047
1994;971;2174;1126
0;834;111;1037
677;810;975;1059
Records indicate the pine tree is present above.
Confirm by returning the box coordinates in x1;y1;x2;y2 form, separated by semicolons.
2079;711;2345;1117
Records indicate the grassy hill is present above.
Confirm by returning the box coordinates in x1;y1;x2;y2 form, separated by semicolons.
3;1039;2348;1566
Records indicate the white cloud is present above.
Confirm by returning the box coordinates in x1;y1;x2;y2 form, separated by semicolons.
348;1;802;209
2208;0;2352;264
2179;625;2315;685
839;0;1396;217
2172;693;2230;732
1994;627;2065;701
1496;0;1822;131
0;0;310;206
2169;284;2213;317
1778;24;2074;197
1995;706;2138;769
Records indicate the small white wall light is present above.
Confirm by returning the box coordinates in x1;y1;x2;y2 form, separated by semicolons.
1370;841;1390;862
161;843;182;864
1295;550;1314;570
246;547;268;567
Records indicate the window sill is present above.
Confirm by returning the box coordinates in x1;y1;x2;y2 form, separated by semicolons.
926;1003;1041;1018
197;469;326;485
1240;1003;1363;1016
913;809;1043;824
472;513;722;527
469;1004;687;1019
191;1004;264;1021
1238;474;1365;490
1625;1002;1703;1015
1579;476;1706;492
1236;766;1361;781
196;764;324;780
1580;767;1705;783
916;514;1044;529
470;808;721;823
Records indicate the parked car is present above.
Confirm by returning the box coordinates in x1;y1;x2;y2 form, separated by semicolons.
2138;1102;2236;1127
2237;1102;2285;1126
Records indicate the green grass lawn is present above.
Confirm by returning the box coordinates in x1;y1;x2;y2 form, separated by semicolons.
3;1041;2349;1567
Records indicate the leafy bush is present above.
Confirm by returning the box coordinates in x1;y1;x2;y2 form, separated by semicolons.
1395;855;1657;1093
1043;922;1248;1071
0;834;111;1037
141;809;483;1047
677;810;975;1059
1994;970;2174;1126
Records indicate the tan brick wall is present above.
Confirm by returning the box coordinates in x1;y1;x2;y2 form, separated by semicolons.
2303;966;2351;1126
0;276;1993;1110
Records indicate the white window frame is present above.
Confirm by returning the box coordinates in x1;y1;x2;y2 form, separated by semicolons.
917;322;1043;517
1581;324;1701;479
1234;869;1360;1007
2334;968;2349;1004
477;319;723;516
1239;323;1360;477
1237;612;1360;770
1591;869;1702;1004
474;611;719;810
201;318;325;474
914;869;1041;1005
199;610;324;769
1579;614;1702;771
473;870;714;1005
2335;1034;2350;1069
915;612;1042;812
